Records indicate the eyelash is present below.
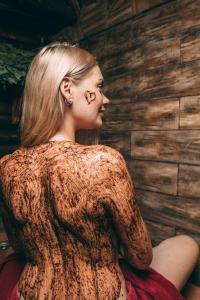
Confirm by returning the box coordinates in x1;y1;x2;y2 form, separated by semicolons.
98;85;104;91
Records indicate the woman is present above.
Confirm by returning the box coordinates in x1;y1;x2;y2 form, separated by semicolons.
0;42;199;300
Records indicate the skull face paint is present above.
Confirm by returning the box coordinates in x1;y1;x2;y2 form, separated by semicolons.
84;90;96;104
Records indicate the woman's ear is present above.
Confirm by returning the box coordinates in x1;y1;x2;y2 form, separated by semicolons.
60;77;72;100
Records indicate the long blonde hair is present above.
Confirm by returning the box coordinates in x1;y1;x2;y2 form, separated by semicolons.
20;41;98;147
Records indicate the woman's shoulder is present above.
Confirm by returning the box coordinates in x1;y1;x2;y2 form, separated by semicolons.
0;153;16;190
94;144;124;161
0;147;23;164
0;153;11;166
0;147;29;180
0;153;13;175
86;144;126;170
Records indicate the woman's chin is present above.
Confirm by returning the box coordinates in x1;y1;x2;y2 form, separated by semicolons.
96;119;103;128
90;117;103;129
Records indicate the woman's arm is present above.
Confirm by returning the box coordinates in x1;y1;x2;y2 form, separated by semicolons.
99;146;153;270
0;156;25;256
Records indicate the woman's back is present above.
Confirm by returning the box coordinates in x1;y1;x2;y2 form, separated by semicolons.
0;141;138;299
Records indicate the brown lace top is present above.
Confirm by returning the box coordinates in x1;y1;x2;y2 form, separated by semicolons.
0;141;152;299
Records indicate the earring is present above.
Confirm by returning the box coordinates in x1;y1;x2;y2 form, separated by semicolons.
64;96;73;106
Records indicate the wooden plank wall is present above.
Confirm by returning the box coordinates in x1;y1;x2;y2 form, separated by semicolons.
52;0;200;283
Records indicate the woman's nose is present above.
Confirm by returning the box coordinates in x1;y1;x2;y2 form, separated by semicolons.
103;94;110;104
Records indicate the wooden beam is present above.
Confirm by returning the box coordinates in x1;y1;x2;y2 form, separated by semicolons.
145;219;175;246
131;130;200;165
178;164;200;198
136;189;200;233
180;96;200;129
131;98;179;130
102;103;132;131
130;160;178;195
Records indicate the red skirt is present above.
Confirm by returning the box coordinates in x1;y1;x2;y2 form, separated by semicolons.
120;260;184;300
0;254;184;300
0;253;24;300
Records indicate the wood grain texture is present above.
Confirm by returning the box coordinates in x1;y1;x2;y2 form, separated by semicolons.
77;0;171;38
136;189;200;233
103;47;134;78
82;31;107;60
102;103;132;131
106;20;132;58
80;1;107;35
179;1;200;34
131;130;200;164
129;160;178;194
131;60;200;100
178;164;200;198
102;74;132;104
134;0;162;14
107;0;133;26
131;98;179;130
145;219;175;246
180;96;200;128
104;37;180;78
181;25;200;63
132;0;200;41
